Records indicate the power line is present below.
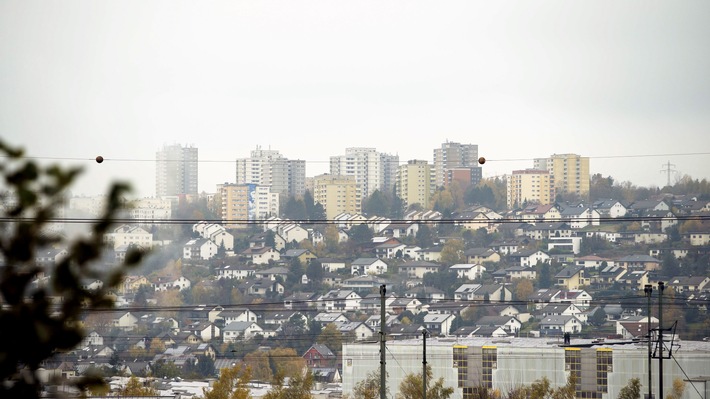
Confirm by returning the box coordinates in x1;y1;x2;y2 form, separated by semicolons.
2;151;710;164
2;214;709;225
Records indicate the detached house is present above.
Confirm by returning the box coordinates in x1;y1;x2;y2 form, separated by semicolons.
242;246;280;265
351;258;388;276
183;238;218;261
423;313;456;336
303;344;337;368
449;264;486;280
509;249;550;267
555;265;589;290
318;290;362;312
152;276;191;291
398;261;442;279
222;322;263;342
539;315;582;335
463;248;501;264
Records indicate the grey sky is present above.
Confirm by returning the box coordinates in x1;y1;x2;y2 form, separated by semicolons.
2;1;709;197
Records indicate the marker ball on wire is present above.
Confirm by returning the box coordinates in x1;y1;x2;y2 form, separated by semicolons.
478;157;486;165
96;156;104;164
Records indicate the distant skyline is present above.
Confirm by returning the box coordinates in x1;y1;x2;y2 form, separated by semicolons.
2;1;709;198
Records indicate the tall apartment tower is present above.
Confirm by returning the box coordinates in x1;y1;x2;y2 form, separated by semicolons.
235;146;306;197
396;160;433;209
219;183;279;229
330;148;399;199
313;174;361;220
533;154;590;197
433;141;480;188
507;169;555;209
156;144;198;198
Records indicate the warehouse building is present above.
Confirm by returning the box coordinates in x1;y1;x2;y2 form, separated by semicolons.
343;337;710;399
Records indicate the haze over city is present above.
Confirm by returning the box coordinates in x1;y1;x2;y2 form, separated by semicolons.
2;1;710;197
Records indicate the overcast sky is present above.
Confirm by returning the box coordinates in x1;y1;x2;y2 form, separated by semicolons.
2;1;709;197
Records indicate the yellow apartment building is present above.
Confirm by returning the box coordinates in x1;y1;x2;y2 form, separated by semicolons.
534;154;590;197
507;169;554;209
313;174;361;220
396;160;433;209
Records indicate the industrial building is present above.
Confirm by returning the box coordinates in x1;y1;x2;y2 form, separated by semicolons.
343;337;710;399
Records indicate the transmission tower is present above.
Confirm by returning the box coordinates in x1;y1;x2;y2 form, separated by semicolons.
660;161;676;187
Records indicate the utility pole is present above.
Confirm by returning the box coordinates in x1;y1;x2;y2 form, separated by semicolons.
644;284;653;399
658;281;665;399
380;284;387;399
660;162;676;187
423;330;428;399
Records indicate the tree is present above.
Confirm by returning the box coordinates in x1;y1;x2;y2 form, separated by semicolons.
617;378;641;399
151;360;181;379
666;378;686;399
398;365;454;399
416;224;434;249
363;189;390;216
306;260;324;285
589;308;607;327
287;257;304;288
0;140;146;397
440;239;465;265
203;363;252;399
661;252;681;278
324;224;340;253
120;376;157;396
514;279;534;301
243;351;273;381
317;323;344;354
263;368;314;399
349;368;387;399
349;224;373;245
538;261;552;289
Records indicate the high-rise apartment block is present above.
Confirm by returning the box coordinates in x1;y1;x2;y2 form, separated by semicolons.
313;174;361;220
235;146;306;197
433;141;481;188
219;183;279;229
396;160;433;209
507;169;554;209
445;167;483;191
330;148;399;199
156;144;198;198
533;154;590;197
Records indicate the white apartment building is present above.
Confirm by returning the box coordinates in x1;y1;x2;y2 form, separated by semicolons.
104;225;153;250
235;146;306;196
433;141;479;188
156;144;198;198
396;160;433;208
330;147;399;199
219;183;279;229
128;197;172;223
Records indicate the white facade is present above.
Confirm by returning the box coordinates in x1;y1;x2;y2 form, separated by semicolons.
105;225;153;250
449;264;486;280
235;146;306;196
156;144;198;198
330;147;399;199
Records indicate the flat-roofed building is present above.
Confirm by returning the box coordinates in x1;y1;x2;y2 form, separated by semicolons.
507;169;554;209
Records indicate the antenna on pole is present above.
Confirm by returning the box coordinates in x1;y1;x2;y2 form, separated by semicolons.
660;161;676;187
